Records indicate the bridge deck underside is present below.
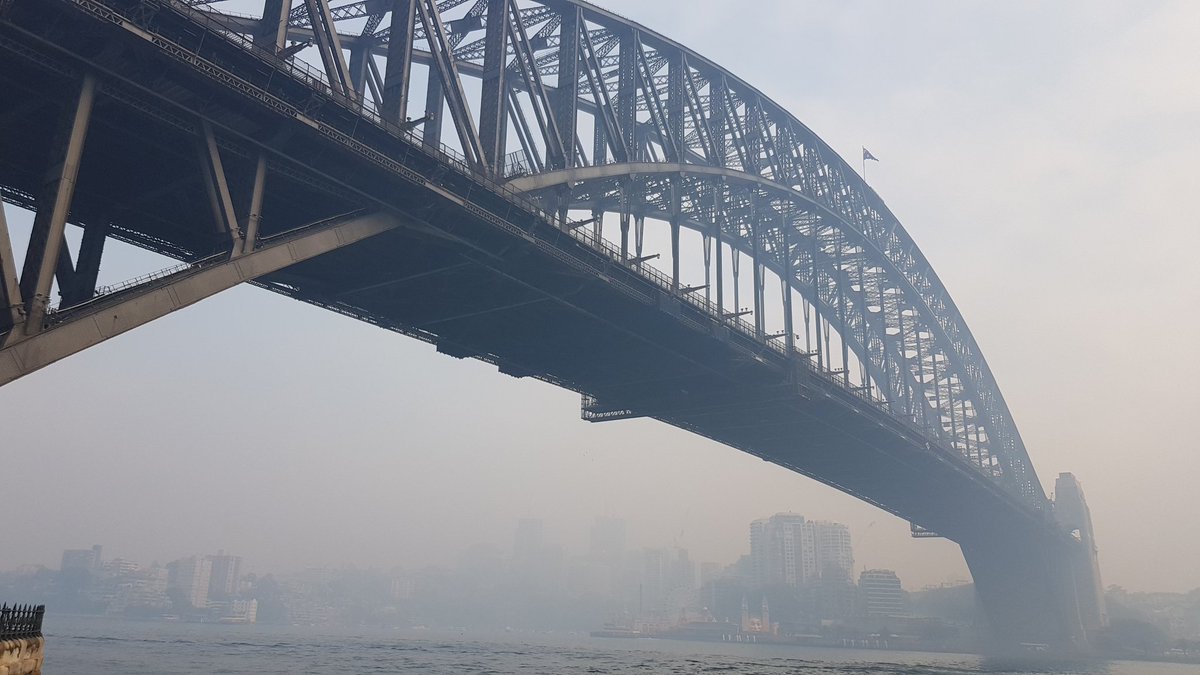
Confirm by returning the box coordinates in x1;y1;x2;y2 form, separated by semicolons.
0;0;1040;545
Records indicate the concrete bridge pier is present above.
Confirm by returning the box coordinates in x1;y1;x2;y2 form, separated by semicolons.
962;529;1084;653
960;472;1106;654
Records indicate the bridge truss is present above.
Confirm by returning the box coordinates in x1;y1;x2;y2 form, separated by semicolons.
0;0;1045;511
207;0;1043;505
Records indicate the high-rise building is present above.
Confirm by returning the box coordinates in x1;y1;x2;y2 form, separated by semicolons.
207;552;242;601
860;569;904;618
61;545;103;572
751;513;810;586
167;555;213;609
749;514;853;588
812;521;854;581
640;548;667;610
103;558;141;576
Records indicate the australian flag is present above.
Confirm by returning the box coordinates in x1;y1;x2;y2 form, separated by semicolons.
863;147;879;162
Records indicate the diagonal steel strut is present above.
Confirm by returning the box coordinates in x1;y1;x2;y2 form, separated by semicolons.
0;211;400;387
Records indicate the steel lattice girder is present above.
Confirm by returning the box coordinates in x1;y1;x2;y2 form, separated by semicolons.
170;0;1043;506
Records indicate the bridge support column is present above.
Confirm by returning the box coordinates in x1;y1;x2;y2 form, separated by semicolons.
1053;473;1107;634
16;73;95;338
781;211;794;353
670;175;681;290
198;120;246;255
254;0;291;52
240;154;268;256
348;46;371;99
751;204;764;339
59;219;108;307
619;180;630;261
0;203;23;331
714;184;724;322
477;0;510;171
382;0;416;124
961;534;1082;653
633;214;644;262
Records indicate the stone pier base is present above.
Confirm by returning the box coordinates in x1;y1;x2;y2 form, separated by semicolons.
0;637;43;675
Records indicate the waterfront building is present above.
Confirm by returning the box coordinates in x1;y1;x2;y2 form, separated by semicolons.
206;552;242;601
812;521;854;581
109;567;169;614
860;569;905;618
749;515;854;588
167;555;213;610
216;598;258;623
103;558;140;576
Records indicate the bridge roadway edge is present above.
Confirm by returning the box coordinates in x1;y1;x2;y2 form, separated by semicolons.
0;0;1094;652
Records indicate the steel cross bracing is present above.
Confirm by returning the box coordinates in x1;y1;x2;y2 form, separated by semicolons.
182;0;1043;506
0;0;1044;511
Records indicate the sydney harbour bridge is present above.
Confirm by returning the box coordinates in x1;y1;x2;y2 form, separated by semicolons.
0;0;1104;650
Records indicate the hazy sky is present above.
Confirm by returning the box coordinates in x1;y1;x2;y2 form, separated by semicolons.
2;1;1197;592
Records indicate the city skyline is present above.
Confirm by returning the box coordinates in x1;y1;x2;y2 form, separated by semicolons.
4;511;928;637
18;512;935;590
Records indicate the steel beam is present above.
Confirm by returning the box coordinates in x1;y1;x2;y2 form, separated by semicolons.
17;74;95;337
0;212;400;387
781;211;794;354
506;3;566;170
303;0;358;101
616;29;637;161
751;197;763;338
713;184;724;320
241;154;267;255
670;176;680;289
580;24;625;163
198;120;245;254
633;44;674;162
348;45;371;96
255;0;292;52
682;57;717;162
0;203;22;330
507;88;542;172
381;0;416;124
666;48;684;162
477;0;510;171
61;221;108;307
553;4;580;168
415;0;485;166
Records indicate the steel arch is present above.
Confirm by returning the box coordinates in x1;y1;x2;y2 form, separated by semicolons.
197;0;1043;506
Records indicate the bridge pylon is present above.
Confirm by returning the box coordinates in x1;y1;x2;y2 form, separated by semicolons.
959;472;1106;654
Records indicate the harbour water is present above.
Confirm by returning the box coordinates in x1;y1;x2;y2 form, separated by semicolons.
42;615;1196;674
